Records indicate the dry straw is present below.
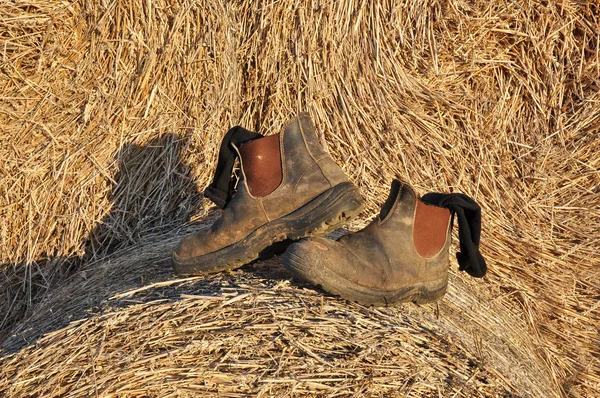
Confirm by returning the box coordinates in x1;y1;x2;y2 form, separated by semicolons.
1;0;599;397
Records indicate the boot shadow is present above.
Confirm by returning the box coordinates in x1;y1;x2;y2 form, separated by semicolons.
1;133;204;352
1;146;353;352
85;133;203;260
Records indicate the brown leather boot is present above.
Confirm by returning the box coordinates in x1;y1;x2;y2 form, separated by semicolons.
172;113;364;276
283;179;486;306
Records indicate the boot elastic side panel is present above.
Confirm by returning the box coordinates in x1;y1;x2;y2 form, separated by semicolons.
413;200;451;258
239;134;282;197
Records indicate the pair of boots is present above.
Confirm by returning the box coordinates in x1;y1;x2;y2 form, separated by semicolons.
172;113;486;305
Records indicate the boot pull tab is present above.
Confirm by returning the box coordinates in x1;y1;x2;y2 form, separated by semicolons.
204;126;262;208
420;192;487;278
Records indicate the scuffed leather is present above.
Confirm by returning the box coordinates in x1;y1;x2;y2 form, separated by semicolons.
259;113;349;221
290;181;451;291
175;113;351;259
174;182;268;259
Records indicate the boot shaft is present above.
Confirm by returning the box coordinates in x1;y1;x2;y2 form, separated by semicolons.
377;180;487;278
236;113;349;219
377;180;452;262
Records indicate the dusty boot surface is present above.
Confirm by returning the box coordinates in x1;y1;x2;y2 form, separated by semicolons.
172;113;364;276
283;179;486;306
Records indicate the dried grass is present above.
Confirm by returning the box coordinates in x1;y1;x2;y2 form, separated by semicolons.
1;0;599;397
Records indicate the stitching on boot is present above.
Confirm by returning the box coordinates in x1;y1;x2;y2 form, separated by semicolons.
291;161;322;208
278;130;287;186
378;183;404;225
297;115;332;187
258;199;270;222
292;155;332;204
281;113;308;133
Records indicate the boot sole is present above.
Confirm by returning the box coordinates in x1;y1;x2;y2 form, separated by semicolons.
284;250;448;306
172;182;364;276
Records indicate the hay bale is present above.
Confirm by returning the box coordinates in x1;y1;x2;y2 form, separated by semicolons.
1;0;599;396
0;230;562;396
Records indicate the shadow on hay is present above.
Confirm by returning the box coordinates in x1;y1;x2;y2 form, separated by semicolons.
1;133;204;352
86;133;204;260
1;131;340;354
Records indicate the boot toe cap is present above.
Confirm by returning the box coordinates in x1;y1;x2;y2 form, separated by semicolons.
284;237;354;284
284;237;325;277
172;231;213;265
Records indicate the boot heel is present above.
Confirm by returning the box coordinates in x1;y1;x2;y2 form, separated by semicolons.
255;182;363;259
283;182;365;239
309;182;366;235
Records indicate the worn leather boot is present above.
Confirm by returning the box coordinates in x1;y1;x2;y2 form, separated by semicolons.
283;179;486;306
172;113;364;276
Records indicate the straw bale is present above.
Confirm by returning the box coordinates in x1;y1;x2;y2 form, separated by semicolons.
1;0;599;396
0;235;560;397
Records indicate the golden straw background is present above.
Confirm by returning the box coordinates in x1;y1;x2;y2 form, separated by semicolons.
1;0;598;396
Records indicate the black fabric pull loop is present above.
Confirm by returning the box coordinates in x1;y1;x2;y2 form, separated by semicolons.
420;192;487;278
204;126;262;208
